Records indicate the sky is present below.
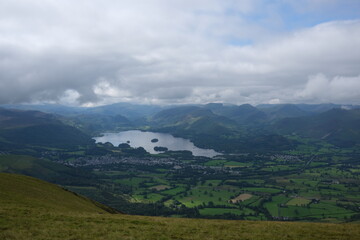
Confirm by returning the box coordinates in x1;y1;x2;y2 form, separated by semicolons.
0;0;360;106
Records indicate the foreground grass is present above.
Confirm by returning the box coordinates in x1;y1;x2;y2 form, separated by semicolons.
2;209;359;240
1;173;359;240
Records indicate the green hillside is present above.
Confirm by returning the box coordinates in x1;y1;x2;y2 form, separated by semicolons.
149;106;295;152
273;109;360;147
1;173;359;240
0;155;95;185
69;113;133;134
150;106;240;143
0;108;92;148
151;106;238;133
259;104;310;120
0;173;115;214
205;103;267;124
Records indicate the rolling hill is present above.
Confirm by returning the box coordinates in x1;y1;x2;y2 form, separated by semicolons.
150;106;239;134
0;173;115;214
2;102;163;120
273;108;360;147
257;104;311;120
1;173;359;240
204;103;267;124
0;108;92;148
148;106;296;152
0;154;95;185
69;113;133;134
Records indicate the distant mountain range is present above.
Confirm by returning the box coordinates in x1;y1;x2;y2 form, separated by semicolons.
204;103;267;124
1;102;359;151
150;106;239;136
1;102;360;231
2;102;164;120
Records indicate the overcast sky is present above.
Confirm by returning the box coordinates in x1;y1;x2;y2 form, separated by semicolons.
1;0;360;106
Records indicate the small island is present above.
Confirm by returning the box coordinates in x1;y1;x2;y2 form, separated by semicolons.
151;138;159;143
154;146;168;152
118;143;131;149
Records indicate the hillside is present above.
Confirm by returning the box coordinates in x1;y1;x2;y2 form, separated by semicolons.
0;173;115;214
149;106;295;152
69;113;133;134
0;108;92;148
2;102;163;120
273;108;360;147
1;173;359;240
0;155;95;185
204;103;336;123
204;103;267;124
150;106;239;136
257;104;310;120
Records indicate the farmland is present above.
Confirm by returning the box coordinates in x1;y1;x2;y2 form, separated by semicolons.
56;139;360;222
1;134;359;222
2;173;360;240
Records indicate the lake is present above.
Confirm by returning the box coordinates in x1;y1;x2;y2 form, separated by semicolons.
93;130;221;158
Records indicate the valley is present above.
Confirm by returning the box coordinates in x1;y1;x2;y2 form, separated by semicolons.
63;143;360;221
2;2;360;238
0;103;359;223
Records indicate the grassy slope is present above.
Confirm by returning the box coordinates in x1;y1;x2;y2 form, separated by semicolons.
273;109;360;146
0;173;114;214
0;155;94;185
1;173;359;240
0;108;92;148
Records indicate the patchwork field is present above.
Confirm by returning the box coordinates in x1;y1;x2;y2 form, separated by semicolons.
1;173;360;240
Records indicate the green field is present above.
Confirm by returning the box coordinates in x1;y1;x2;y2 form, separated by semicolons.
1;138;360;223
81;149;360;222
243;187;282;194
287;198;311;206
199;207;255;216
1;173;360;240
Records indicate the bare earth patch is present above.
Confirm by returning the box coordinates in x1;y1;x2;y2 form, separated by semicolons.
230;193;252;203
150;185;171;191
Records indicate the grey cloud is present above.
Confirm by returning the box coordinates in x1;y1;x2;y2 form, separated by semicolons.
0;1;359;105
297;74;360;104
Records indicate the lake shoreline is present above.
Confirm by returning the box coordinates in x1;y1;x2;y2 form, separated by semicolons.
93;130;221;158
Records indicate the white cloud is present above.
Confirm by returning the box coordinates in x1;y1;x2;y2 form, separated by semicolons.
269;98;281;104
0;1;359;105
58;89;81;106
297;74;360;104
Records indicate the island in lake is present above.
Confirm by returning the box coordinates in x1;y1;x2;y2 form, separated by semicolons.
154;146;168;152
151;138;159;143
93;130;221;157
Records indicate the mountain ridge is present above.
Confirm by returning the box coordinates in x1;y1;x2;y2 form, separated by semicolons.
273;108;360;147
0;108;92;148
